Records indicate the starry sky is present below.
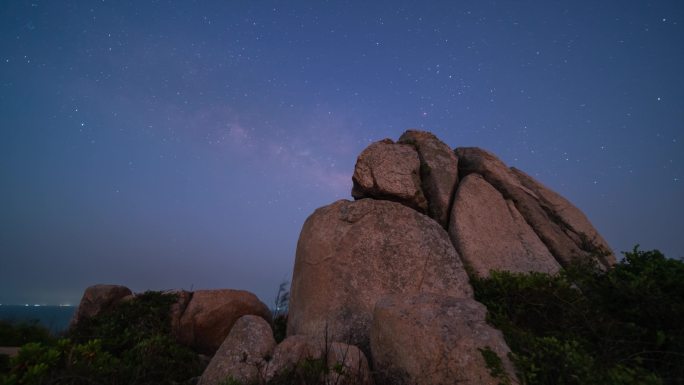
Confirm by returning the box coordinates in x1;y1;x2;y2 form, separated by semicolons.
1;1;683;306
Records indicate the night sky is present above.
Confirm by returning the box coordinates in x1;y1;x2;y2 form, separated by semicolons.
1;1;682;306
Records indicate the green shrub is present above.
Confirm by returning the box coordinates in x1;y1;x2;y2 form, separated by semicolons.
1;291;204;385
472;247;684;385
0;321;53;347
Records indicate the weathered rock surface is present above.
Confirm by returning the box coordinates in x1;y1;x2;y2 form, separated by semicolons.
351;139;428;212
398;130;459;228
198;315;276;385
71;284;132;326
288;198;472;353
450;174;561;276
265;335;373;385
371;293;518;385
167;289;193;341
511;167;616;267
456;147;614;268
178;289;272;355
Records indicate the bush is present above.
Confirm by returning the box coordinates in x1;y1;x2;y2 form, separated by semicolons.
0;321;53;347
472;247;684;385
1;291;204;385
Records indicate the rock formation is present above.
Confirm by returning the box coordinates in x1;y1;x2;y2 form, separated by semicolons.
199;315;276;385
200;316;372;385
398;130;459;228
351;139;428;212
287;198;472;352
70;284;132;327
450;173;561;276
288;130;613;385
73;130;613;385
456;147;615;268
265;335;373;385
371;293;518;385
177;289;272;354
71;286;271;356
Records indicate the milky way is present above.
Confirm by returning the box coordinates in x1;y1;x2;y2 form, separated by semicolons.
1;1;682;304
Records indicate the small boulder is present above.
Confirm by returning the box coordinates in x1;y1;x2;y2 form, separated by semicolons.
198;315;276;385
371;293;518;385
398;130;459;227
178;289;272;355
288;199;472;353
71;284;132;327
351;139;428;212
265;335;372;385
450;174;561;276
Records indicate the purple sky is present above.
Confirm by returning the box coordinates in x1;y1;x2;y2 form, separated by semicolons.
1;1;682;305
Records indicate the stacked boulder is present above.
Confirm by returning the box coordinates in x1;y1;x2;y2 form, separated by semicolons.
288;130;614;384
73;130;614;385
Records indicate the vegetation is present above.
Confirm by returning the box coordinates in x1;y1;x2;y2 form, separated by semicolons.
272;281;289;344
1;291;204;385
3;248;683;385
0;320;54;347
479;346;512;385
472;247;684;385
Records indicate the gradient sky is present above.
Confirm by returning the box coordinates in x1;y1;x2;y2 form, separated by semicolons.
1;1;682;306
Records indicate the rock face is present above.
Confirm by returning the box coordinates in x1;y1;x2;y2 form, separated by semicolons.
265;335;373;385
450;174;561;276
351;139;428;212
288;130;614;385
199;323;372;385
288;198;472;353
456;147;615;268
198;315;276;385
371;293;518;385
70;284;132;326
167;289;193;340
510;167;615;267
398;130;459;228
177;289;272;355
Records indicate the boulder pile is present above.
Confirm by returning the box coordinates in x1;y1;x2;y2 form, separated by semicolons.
73;130;613;385
287;130;614;384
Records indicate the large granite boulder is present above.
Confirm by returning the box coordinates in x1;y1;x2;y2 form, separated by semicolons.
178;289;272;354
456;147;614;268
70;284;132;327
198;315;276;385
398;130;459;228
288;198;472;353
450;174;561;276
264;335;373;385
371;293;519;385
351;139;428;212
